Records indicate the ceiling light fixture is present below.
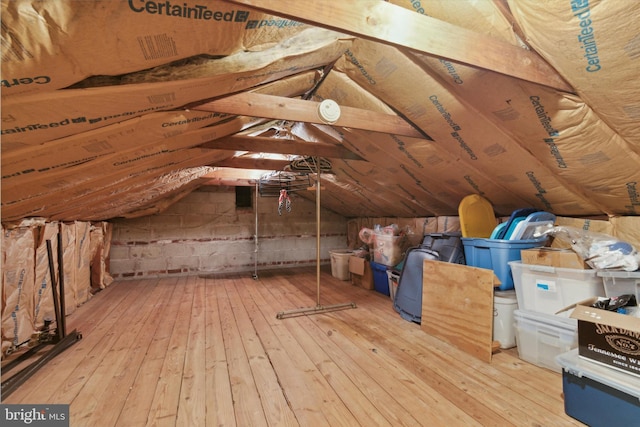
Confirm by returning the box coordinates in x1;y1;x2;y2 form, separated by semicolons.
317;99;341;124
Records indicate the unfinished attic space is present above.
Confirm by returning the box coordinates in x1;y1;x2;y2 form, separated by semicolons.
3;0;640;425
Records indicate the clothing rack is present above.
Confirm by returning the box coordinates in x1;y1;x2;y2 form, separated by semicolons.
258;170;311;197
276;156;356;319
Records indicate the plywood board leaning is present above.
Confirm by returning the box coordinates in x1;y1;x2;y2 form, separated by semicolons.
420;260;498;363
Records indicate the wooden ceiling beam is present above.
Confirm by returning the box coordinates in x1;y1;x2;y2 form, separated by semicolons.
198;167;271;186
198;177;257;187
209;157;291;171
200;135;364;161
229;0;573;92
193;92;424;138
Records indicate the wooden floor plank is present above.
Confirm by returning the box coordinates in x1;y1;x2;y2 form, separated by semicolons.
115;277;182;426
233;276;337;426
176;276;207;427
203;277;237;427
146;276;194;426
239;274;394;426
2;267;582;427
247;274;413;427
74;278;173;426
217;277;268;427
227;277;299;427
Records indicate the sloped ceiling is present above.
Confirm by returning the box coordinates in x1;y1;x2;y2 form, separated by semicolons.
2;0;639;223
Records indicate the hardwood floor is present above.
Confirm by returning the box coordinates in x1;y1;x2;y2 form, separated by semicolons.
2;266;583;426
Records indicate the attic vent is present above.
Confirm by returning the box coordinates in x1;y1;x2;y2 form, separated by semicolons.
235;186;252;209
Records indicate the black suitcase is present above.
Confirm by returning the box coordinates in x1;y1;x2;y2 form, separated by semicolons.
393;247;439;323
420;232;465;264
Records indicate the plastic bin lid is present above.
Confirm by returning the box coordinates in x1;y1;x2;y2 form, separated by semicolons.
489;222;507;239
494;290;517;303
458;194;496;238
495;290;516;297
597;269;640;278
329;249;353;254
556;349;640;398
508;211;556;240
508;260;597;276
492;208;540;240
513;309;577;329
463;238;547;247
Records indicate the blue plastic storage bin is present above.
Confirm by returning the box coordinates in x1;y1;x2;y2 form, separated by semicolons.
461;237;546;290
556;349;640;427
370;261;390;296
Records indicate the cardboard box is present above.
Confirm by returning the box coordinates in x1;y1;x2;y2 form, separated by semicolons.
349;256;374;290
521;247;588;270
562;298;640;377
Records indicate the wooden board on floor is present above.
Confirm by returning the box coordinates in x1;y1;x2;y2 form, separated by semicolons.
420;260;498;363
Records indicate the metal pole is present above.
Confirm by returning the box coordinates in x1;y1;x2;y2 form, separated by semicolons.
253;181;259;280
57;232;67;338
276;157;356;320
316;157;321;307
46;240;62;342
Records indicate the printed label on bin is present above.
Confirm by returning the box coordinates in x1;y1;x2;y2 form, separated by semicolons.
536;280;557;292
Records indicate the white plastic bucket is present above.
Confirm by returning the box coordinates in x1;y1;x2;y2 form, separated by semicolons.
386;269;400;301
329;249;353;280
493;290;518;349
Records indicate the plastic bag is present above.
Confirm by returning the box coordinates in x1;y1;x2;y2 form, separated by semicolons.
352;245;369;259
534;225;640;271
592;294;637;312
359;227;375;245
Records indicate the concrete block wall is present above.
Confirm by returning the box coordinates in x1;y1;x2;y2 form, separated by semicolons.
109;186;349;279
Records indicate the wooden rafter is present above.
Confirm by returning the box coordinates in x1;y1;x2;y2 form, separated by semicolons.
210;156;292;171
193;92;424;138
228;0;573;92
198;167;273;187
200;135;364;161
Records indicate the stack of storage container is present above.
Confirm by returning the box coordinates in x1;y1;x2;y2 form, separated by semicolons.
509;249;605;372
495;218;640;424
353;224;413;296
369;224;411;296
554;270;640;425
